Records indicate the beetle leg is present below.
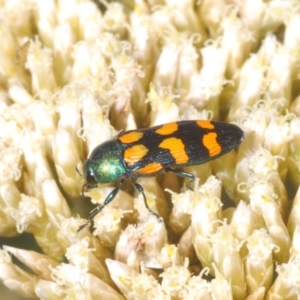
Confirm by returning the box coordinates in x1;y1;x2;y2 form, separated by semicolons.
78;179;125;232
165;168;195;190
132;181;163;222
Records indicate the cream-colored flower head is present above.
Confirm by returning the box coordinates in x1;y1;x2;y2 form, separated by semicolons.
1;0;300;299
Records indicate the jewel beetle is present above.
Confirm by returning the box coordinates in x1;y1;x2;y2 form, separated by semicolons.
78;120;244;231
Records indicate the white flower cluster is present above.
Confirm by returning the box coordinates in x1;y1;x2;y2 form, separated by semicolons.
0;0;300;299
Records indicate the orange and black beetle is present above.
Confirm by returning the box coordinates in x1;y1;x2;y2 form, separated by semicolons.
78;120;244;231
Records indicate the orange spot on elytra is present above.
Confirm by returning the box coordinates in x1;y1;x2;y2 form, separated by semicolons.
155;122;178;135
119;131;143;144
124;145;149;166
135;162;163;175
197;120;215;129
159;138;189;164
202;133;221;156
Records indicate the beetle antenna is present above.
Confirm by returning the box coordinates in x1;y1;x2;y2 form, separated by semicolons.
76;164;83;177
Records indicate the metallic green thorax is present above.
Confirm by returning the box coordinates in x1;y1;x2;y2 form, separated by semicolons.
83;139;126;184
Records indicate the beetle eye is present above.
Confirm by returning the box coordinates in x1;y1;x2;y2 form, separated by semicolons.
85;170;97;186
83;160;97;187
